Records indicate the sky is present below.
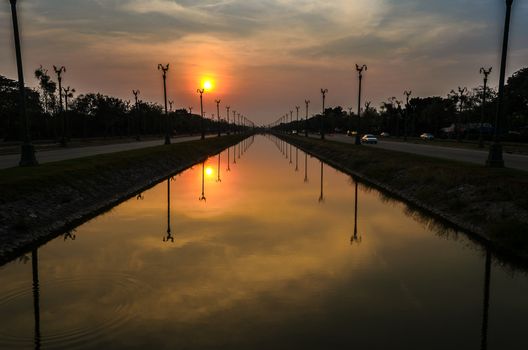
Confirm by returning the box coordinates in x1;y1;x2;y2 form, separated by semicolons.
1;0;527;125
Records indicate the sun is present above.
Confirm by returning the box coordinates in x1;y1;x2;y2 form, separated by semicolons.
201;77;215;92
205;166;214;177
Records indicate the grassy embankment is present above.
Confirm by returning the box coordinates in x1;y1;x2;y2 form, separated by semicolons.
279;134;528;259
0;134;246;263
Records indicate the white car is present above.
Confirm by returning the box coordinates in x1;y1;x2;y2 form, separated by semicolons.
420;133;434;140
361;134;378;144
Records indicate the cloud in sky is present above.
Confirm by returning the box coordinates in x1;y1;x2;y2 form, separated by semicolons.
1;0;527;124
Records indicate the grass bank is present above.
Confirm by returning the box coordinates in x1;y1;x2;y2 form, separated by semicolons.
277;134;528;261
0;134;247;265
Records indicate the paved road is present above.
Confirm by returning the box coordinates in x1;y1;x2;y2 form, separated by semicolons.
309;133;528;172
0;135;217;170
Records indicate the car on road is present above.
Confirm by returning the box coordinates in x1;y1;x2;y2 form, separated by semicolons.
361;134;378;144
380;132;390;137
420;133;434;140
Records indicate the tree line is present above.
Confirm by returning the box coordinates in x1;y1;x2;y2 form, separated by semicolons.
275;67;528;142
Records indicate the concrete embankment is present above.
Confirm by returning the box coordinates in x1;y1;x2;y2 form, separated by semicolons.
0;135;248;265
276;133;528;263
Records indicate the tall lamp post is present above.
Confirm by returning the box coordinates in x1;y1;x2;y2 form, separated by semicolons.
226;106;230;134
487;0;513;168
305;100;310;137
197;88;205;140
451;87;468;142
404;91;412;141
53;65;67;146
295;106;300;134
157;63;171;145
215;99;221;137
9;0;37;166
63;86;75;140
479;67;492;149
133;90;141;141
355;64;367;145
320;89;328;140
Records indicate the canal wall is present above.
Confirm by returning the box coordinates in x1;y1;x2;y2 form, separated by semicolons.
0;135;249;265
275;133;528;263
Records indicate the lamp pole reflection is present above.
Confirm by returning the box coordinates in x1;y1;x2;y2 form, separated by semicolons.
318;161;324;203
31;249;41;349
351;179;361;244
295;147;299;171
227;147;231;171
199;162;206;201
481;248;492;350
304;152;309;183
164;177;174;242
217;153;222;182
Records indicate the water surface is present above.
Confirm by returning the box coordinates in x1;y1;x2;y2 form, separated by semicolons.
0;135;527;349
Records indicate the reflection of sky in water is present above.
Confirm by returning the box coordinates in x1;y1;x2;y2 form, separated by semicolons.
1;136;528;349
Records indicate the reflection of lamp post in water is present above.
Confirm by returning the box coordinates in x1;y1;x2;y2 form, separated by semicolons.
31;249;41;349
199;162;206;201
304;152;309;183
295;147;299;171
351;179;361;244
318;161;324;203
217;153;222;182
481;248;492;350
163;177;174;242
227;147;231;172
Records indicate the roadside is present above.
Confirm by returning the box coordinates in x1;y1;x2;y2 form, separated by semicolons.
278;133;528;262
308;133;528;172
0;134;220;169
0;134;248;265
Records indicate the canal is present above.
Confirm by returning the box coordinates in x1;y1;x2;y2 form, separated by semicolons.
0;135;527;349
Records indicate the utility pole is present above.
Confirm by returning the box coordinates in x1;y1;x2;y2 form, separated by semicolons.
320;89;328;140
197;88;205;140
305;100;310;137
133;90;141;141
404;91;412;141
215;99;221;137
157;63;171;145
355;64;367;145
487;0;513;168
53;65;66;146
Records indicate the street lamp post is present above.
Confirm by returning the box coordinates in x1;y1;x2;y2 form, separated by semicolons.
487;0;513;168
9;0;37;166
295;106;300;134
404;91;412;141
197;88;205;140
53;65;67;146
157;63;171;145
215;99;221;137
479;67;492;149
320;89;328;140
451;87;468;143
232;110;236;134
226;106;230;134
355;64;367;145
133;90;141;141
63;86;74;140
305;100;310;137
290;110;293;134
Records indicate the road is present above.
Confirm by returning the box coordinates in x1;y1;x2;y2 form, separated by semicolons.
0;135;216;170
310;134;528;172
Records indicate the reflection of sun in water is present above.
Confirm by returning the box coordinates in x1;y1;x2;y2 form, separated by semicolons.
205;166;214;177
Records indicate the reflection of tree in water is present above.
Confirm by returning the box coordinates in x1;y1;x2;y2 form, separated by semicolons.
63;229;76;241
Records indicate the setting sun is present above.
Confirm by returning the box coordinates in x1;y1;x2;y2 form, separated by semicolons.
201;78;214;92
205;166;214;177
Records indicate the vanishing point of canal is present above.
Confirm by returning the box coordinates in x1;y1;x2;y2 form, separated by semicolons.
0;135;527;349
